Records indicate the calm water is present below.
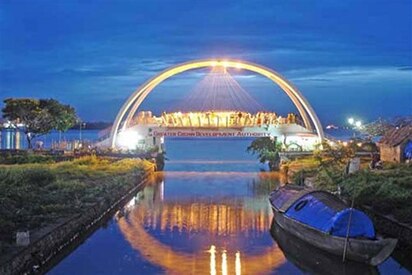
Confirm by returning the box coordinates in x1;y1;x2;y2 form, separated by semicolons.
49;138;410;275
0;129;99;149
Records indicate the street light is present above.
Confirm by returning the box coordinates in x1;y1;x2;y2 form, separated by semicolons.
347;117;362;138
79;122;86;141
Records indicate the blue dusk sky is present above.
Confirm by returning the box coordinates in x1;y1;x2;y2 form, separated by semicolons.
0;0;411;125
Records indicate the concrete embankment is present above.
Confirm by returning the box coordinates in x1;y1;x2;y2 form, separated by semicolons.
0;168;154;275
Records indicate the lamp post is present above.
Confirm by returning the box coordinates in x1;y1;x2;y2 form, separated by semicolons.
79;121;86;141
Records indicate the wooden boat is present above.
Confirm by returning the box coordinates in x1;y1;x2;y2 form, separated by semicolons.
269;185;397;266
270;218;378;275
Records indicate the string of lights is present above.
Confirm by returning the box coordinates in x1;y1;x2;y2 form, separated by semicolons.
176;66;264;113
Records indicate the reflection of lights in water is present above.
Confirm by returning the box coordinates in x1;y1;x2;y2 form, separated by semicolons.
159;181;164;201
209;245;216;275
118;211;286;274
125;197;136;209
139;200;272;236
115;173;285;274
222;249;228;275
236;251;241;275
209;246;241;275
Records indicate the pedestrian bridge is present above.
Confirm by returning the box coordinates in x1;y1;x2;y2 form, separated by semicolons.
98;58;324;151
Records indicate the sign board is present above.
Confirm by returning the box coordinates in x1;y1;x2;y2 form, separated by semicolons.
348;157;361;174
151;130;271;138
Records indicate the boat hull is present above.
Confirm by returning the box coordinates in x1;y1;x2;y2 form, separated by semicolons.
272;208;397;266
270;218;378;275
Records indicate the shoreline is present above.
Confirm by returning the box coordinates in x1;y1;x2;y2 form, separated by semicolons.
0;168;154;275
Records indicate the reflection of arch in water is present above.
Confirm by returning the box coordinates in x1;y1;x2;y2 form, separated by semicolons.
118;211;286;274
136;199;273;238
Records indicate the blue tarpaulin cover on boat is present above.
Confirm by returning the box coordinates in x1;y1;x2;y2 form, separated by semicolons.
285;193;375;238
404;140;412;160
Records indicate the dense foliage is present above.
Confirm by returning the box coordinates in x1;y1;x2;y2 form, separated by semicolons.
0;156;153;249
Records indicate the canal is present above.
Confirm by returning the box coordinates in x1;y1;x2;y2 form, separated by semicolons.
49;138;410;274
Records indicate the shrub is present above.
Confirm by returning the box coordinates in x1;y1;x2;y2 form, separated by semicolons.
21;167;56;187
0;153;55;164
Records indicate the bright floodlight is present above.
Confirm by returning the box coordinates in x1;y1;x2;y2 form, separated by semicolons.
348;117;355;125
117;130;140;150
235;63;241;69
355;121;362;128
211;61;217;67
222;61;228;68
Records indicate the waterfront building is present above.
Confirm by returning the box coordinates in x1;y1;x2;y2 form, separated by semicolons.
378;126;412;163
0;121;24;150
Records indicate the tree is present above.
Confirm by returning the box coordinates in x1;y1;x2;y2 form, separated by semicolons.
247;137;283;171
40;99;77;141
311;141;361;191
2;98;77;148
314;141;356;168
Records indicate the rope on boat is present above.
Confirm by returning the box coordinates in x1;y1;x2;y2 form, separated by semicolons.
342;197;355;262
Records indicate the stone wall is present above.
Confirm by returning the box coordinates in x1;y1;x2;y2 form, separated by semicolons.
0;169;153;275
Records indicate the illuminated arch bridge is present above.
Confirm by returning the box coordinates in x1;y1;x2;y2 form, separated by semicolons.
101;59;324;150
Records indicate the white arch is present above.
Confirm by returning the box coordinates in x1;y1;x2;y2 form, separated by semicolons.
110;59;324;148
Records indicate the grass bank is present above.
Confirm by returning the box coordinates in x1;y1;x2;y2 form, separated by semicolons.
0;151;64;164
0;156;153;255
